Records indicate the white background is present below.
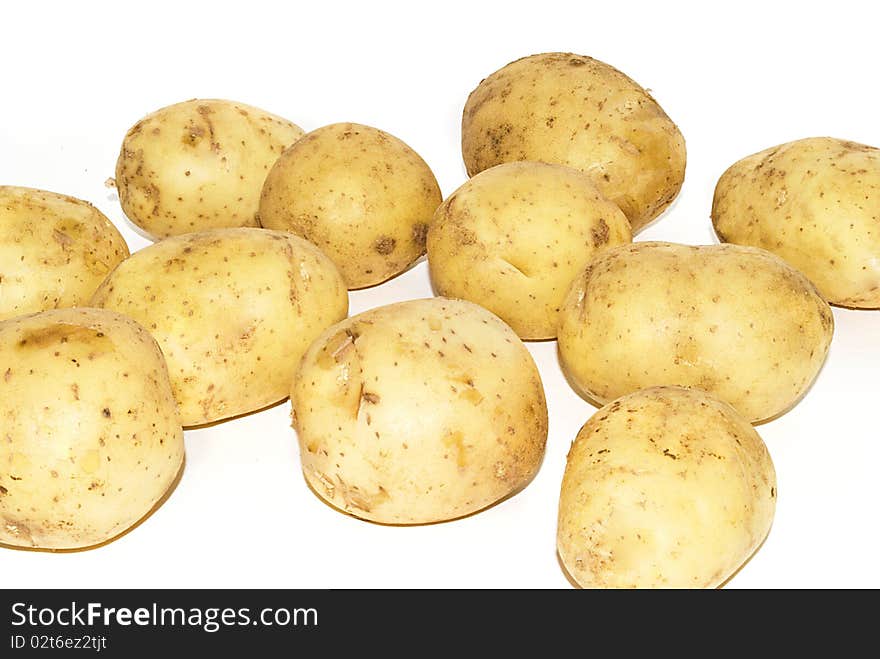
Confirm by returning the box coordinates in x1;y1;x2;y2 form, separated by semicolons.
1;1;878;588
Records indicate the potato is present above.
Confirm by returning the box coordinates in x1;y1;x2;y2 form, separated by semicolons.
91;228;348;426
291;298;548;524
558;386;776;589
115;99;304;238
427;162;631;339
0;186;129;321
712;137;880;308
0;308;183;550
259;122;442;288
558;242;833;423
461;53;686;231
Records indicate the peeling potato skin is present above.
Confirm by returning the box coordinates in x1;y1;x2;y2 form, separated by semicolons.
461;53;686;232
291;298;548;524
557;386;776;589
557;242;834;423
259;122;442;289
0;308;183;550
0;187;129;321
115;99;304;238
90;228;348;426
712;137;880;308
427;162;631;339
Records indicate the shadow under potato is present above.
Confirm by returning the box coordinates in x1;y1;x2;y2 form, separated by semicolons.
555;523;773;589
0;456;186;554
299;451;546;529
183;397;290;431
555;332;833;427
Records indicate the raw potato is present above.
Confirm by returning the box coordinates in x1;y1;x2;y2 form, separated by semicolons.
259;122;442;288
461;53;686;231
0;308;183;550
115;99;304;238
427;162;631;339
558;242;834;423
712;136;880;308
291;298;548;524
0;187;129;321
558;386;776;589
91;228;348;426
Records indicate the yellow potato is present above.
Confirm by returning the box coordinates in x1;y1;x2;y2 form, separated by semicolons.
558;242;833;423
0;308;183;550
259;122;442;288
558;386;776;588
0;186;128;321
291;298;548;524
462;53;686;231
427;162;631;339
91;228;348;426
115;99;304;238
712;136;880;308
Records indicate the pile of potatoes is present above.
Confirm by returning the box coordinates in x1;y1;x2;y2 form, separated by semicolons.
1;51;875;588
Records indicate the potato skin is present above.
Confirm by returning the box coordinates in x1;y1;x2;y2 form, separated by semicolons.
91;228;348;426
0;187;129;321
712;137;880;308
427;162;631;339
461;53;686;231
291;298;548;524
115;99;304;238
558;386;776;589
259;122;442;289
557;242;833;423
0;308;183;550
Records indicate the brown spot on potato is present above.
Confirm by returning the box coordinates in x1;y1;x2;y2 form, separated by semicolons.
3;520;33;544
412;222;429;247
442;430;468;469
331;332;356;362
460;387;484;405
374;236;396;255
52;229;74;249
17;324;108;349
591;218;610;247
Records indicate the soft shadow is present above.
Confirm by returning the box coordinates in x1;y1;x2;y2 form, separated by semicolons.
299;453;547;529
184;397;289;430
555;319;835;428
113;201;159;243
523;336;559;344
553;525;772;590
831;301;880;311
707;217;723;245
555;344;606;410
752;340;833;427
0;455;186;553
425;260;568;344
346;254;428;291
556;550;581;589
631;189;683;237
717;524;772;588
711;226;879;311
